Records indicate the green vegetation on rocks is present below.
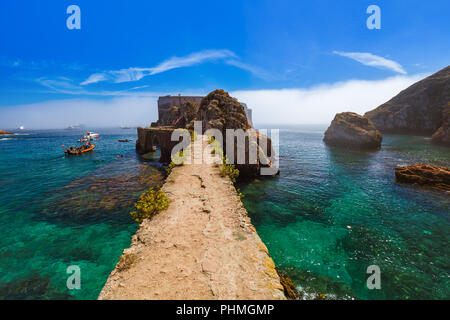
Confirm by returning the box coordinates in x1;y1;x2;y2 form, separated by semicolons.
130;187;169;223
219;156;239;183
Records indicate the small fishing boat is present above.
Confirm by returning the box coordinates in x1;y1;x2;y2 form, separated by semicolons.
64;144;95;155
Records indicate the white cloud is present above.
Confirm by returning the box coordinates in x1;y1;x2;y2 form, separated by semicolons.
37;76;166;97
224;59;270;80
231;74;424;125
149;49;236;75
80;73;110;85
80;49;263;85
333;51;407;74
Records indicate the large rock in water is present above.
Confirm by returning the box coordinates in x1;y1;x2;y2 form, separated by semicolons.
395;164;450;192
365;66;450;134
0;130;13;135
323;112;382;149
431;103;450;146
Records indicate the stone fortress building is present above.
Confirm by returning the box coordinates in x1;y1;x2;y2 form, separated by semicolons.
157;94;253;127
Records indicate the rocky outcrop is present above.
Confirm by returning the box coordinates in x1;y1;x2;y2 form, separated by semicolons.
395;164;450;191
197;89;251;132
323;112;382;149
156;101;201;129
431;103;450;146
226;130;279;178
0;130;13;135
157;95;203;126
365;66;450;134
177;101;200;130
197;90;278;177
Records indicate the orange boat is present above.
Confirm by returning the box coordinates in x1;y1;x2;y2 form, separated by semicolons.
65;144;95;155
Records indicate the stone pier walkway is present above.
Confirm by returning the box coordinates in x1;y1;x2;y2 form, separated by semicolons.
98;136;286;300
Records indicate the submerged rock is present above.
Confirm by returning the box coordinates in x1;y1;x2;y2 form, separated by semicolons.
323;112;382;149
276;268;299;300
276;265;356;300
431;103;450;146
365;66;450;134
395;164;450;191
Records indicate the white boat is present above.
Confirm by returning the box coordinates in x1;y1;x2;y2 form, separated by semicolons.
18;126;25;130
79;131;100;142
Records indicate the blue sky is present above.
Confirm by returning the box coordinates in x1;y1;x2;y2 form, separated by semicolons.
0;0;449;128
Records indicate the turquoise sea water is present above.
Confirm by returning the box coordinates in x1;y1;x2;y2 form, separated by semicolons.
238;125;450;300
0;128;163;299
0;126;448;299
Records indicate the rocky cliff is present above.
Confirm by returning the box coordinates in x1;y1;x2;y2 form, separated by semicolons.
364;66;450;135
431;103;450;146
324;112;382;150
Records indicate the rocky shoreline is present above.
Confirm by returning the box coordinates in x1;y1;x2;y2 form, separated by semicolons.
99;136;286;299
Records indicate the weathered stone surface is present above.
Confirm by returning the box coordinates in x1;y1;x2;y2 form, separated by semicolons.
136;127;155;154
157;95;203;126
177;101;200;130
99;137;286;300
324;112;382;149
197;89;251;132
198;90;278;177
365;66;450;134
0;130;13;135
395;164;450;191
136;127;183;163
432;103;450;146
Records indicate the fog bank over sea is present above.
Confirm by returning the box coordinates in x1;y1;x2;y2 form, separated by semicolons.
0;74;424;130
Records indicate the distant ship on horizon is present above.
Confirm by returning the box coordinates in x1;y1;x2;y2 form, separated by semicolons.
65;124;86;130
